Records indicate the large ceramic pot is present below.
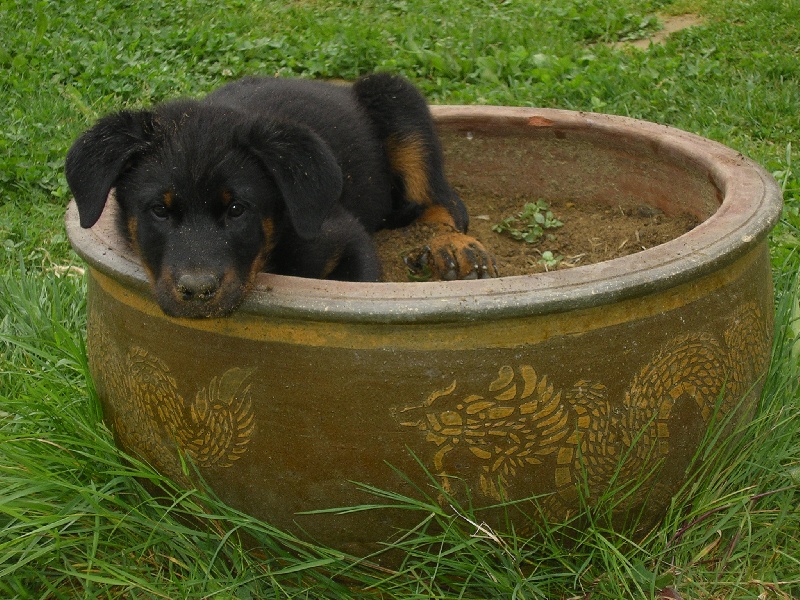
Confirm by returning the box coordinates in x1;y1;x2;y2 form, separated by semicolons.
66;106;782;555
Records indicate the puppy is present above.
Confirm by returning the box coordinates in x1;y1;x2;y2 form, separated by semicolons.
66;73;496;318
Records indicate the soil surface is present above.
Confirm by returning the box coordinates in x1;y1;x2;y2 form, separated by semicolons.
374;191;700;282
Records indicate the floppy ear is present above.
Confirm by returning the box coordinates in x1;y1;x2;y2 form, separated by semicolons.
65;110;155;228
244;121;343;239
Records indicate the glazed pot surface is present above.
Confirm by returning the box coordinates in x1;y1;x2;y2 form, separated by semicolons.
67;106;781;554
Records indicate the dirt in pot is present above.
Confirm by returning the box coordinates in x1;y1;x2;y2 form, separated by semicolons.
374;191;701;282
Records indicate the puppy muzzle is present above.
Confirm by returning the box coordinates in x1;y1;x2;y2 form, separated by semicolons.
175;272;221;302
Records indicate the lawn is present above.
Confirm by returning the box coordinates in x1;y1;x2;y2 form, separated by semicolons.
1;0;799;597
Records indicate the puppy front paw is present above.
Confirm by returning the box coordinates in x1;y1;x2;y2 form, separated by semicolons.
405;232;498;280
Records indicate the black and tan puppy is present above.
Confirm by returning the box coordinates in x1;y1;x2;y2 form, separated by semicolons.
66;73;496;318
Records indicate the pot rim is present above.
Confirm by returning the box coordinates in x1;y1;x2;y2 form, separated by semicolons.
65;105;782;324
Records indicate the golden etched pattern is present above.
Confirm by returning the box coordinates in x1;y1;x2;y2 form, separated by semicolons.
398;365;570;498
622;333;726;459
178;368;256;467
399;302;771;509
88;320;256;477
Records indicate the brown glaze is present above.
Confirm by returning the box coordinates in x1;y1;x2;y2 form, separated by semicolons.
66;106;782;555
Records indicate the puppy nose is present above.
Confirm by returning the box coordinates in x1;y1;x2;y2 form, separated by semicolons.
176;272;220;302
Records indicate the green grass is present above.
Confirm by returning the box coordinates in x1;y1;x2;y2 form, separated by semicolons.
1;0;799;597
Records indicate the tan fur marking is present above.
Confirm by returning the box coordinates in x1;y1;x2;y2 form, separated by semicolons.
320;250;345;279
221;189;233;207
126;215;146;265
161;268;183;304
245;248;268;294
242;217;275;287
387;134;432;207
261;218;276;255
419;204;457;229
219;267;241;299
163;190;174;208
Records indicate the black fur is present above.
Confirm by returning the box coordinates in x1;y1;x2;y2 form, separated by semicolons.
66;73;475;318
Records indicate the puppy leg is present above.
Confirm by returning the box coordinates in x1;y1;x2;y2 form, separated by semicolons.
353;73;497;280
273;208;381;282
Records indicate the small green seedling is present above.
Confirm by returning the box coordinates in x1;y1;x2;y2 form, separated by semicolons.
537;250;563;270
492;200;563;243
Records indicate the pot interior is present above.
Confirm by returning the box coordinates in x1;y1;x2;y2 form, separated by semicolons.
437;111;720;223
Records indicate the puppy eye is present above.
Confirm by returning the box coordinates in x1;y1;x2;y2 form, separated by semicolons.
151;203;169;220
227;201;247;218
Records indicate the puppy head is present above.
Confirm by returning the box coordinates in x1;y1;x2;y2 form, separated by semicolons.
66;101;343;318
